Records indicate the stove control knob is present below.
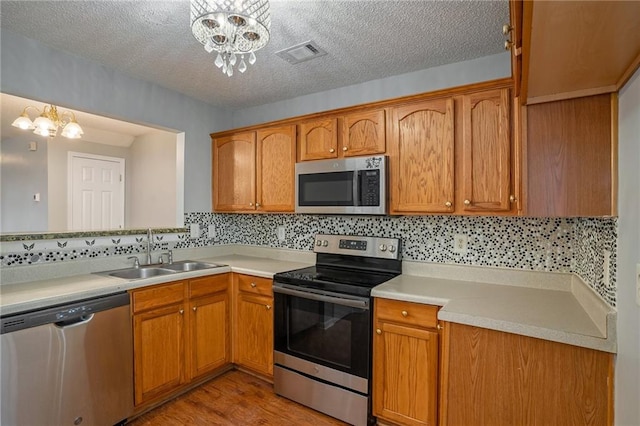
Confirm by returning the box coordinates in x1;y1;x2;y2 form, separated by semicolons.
316;239;322;246
322;240;329;247
379;244;387;252
388;245;396;253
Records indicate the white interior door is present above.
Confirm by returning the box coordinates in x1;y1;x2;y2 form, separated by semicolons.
68;153;125;231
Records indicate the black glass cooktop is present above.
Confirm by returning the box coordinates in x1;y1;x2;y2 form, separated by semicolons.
274;265;399;297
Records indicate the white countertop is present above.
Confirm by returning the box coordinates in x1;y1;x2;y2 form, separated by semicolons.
372;263;616;353
0;248;616;353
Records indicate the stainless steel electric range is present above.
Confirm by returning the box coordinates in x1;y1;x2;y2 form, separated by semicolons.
273;234;401;426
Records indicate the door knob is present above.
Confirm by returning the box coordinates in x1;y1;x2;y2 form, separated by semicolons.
401;310;408;317
250;282;257;288
376;329;382;335
193;306;197;312
342;147;348;152
266;305;271;310
445;201;452;208
464;199;471;206
329;148;335;153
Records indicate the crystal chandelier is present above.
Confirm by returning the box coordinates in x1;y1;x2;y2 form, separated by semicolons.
190;0;271;77
11;104;84;139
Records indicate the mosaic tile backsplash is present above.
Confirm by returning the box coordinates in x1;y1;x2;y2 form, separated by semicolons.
0;213;617;306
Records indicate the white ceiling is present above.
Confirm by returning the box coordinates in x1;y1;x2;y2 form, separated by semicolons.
0;0;510;110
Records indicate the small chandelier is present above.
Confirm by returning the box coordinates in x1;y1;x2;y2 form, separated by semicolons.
11;104;84;139
190;0;271;77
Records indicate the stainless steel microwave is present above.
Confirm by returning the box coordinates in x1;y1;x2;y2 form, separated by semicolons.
295;155;387;215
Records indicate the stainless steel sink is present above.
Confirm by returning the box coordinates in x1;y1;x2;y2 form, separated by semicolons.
96;260;226;280
106;267;177;280
162;260;225;272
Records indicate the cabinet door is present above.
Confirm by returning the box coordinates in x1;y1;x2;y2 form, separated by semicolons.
340;109;386;157
298;118;338;161
373;319;439;426
388;99;455;214
256;125;296;212
213;132;256;211
461;88;512;212
189;292;229;379
235;292;274;377
133;304;186;406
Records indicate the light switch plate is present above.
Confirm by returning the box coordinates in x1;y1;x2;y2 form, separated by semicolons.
189;223;199;239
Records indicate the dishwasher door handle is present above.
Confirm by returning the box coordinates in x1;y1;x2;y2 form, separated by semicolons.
54;313;95;328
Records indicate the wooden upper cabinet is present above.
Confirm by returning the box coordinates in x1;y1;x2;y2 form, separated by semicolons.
525;94;615;216
460;88;513;212
339;109;386;157
388;98;455;214
297;118;338;161
256;125;296;212
213;132;256;211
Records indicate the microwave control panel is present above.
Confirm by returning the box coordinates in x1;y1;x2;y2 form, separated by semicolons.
360;170;380;206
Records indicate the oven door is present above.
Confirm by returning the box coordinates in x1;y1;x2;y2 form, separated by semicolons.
273;282;371;380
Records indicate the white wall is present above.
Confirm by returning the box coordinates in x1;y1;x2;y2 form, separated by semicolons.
128;131;178;228
616;67;640;426
232;52;511;128
0;136;48;232
0;29;232;213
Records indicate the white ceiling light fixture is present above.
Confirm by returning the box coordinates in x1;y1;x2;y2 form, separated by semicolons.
190;0;271;77
11;104;84;139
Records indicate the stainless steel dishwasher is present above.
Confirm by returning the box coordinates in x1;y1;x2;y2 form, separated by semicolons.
1;292;134;426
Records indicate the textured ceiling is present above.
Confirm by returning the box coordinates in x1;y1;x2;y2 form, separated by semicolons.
0;0;509;110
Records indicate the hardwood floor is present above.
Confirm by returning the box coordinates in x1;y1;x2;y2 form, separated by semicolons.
128;370;348;425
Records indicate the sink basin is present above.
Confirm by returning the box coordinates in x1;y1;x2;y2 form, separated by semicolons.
162;260;226;272
106;267;177;280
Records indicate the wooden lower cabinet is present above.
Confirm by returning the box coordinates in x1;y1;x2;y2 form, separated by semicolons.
439;322;614;426
373;298;440;426
131;273;230;407
233;274;274;378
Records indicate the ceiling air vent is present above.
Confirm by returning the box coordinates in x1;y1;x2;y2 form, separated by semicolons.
276;40;327;65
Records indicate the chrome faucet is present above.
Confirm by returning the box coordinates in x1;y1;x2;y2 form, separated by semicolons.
146;228;153;265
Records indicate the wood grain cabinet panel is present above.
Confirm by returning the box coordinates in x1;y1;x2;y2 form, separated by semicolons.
256;125;296;212
460;88;513;212
340;109;386;157
189;292;229;379
388;98;455;214
373;298;440;426
133;303;186;405
440;323;614;426
213;132;256;212
298;118;338;161
235;291;274;378
525;93;615;216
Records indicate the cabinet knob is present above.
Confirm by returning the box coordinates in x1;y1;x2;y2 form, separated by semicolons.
249;202;254;207
401;310;408;317
256;202;261;207
504;40;513;51
502;24;512;35
329;148;335;153
342;146;348;152
464;199;471;206
193;306;197;312
376;329;382;335
266;304;271;310
509;195;517;203
437;324;443;331
179;309;184;315
445;201;452;208
250;282;257;288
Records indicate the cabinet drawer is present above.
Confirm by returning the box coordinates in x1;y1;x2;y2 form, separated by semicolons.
236;274;273;296
375;298;438;329
190;273;230;299
132;281;186;313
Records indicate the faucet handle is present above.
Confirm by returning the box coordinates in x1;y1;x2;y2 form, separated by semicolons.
127;256;140;268
158;250;173;265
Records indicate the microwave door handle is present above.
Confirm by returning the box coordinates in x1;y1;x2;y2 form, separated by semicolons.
353;170;360;206
273;285;369;310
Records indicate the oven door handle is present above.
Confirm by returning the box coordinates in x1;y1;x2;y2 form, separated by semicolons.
273;284;369;310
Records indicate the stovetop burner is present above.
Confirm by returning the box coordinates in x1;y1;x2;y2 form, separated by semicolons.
273;234;402;297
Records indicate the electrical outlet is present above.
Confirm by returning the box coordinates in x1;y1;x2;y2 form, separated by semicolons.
189;223;200;239
636;263;640;307
208;224;216;240
277;225;286;241
453;234;468;254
